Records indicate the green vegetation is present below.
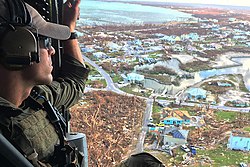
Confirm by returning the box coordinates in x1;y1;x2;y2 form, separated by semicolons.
148;50;165;58
119;84;151;97
198;146;250;166
177;106;204;116
111;74;123;83
99;79;107;87
239;80;249;92
243;126;250;132
214;111;237;122
138;72;172;84
156;96;167;100
153;102;163;113
86;79;107;88
201;80;234;94
150;102;164;123
179;61;211;72
88;68;100;76
228;74;238;83
85;66;107;87
147;145;250;166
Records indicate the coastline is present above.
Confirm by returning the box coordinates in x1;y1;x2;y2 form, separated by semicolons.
171;52;250;70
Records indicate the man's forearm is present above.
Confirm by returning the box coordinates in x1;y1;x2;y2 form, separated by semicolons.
63;38;84;65
62;0;83;65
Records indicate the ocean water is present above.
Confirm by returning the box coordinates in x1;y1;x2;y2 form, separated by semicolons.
78;0;195;26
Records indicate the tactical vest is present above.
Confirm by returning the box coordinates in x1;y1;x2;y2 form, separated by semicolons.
0;94;81;167
13;109;59;162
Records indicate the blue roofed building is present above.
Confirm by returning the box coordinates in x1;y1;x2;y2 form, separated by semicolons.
181;33;200;41
148;127;164;135
162;117;183;126
185;87;207;100
161;110;191;126
171;130;186;139
163;128;189;146
228;132;250;151
93;52;109;59
125;73;144;83
81;47;95;53
217;82;232;87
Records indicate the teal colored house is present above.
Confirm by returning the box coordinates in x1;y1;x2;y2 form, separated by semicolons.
186;88;207;100
228;133;250;151
162;110;191;126
162;117;183;126
217;82;232;87
125;73;144;83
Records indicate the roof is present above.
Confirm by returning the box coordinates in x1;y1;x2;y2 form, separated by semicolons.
186;88;207;96
173;110;191;120
228;134;250;151
167;129;189;139
163;110;191;121
165;117;182;121
126;73;144;82
171;130;185;139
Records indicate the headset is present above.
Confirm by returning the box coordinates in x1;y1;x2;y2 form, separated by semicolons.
0;0;39;69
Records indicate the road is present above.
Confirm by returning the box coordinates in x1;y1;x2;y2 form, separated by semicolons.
83;55;126;95
82;55;249;154
83;55;152;153
135;97;153;153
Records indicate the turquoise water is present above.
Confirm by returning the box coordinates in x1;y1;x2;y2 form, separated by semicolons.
78;0;195;25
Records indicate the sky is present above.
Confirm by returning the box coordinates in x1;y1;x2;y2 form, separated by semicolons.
163;0;250;6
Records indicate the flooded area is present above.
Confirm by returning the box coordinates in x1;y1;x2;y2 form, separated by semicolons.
140;54;250;94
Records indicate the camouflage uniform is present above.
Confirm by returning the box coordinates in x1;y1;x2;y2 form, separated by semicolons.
0;56;89;166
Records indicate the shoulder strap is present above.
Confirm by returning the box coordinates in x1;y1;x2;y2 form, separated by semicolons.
29;90;66;146
29;90;78;166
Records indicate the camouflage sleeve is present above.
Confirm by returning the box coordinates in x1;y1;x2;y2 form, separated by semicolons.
33;55;90;111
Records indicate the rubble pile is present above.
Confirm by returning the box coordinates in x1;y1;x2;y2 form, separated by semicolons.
70;91;146;166
189;111;250;148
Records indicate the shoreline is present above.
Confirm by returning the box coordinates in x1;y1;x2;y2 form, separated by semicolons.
171;51;250;70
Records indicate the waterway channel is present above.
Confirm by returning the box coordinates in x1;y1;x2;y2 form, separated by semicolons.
138;56;250;94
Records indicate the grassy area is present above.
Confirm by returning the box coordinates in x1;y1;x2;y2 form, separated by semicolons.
178;106;200;116
119;85;151;97
145;149;186;166
147;146;250;166
86;79;107;88
99;79;107;87
239;80;249;92
153;102;163;113
243;126;250;132
198;146;250;166
111;74;123;83
179;60;211;72
214;111;237;122
88;68;100;76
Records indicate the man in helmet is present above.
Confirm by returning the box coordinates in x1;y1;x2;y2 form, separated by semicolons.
0;0;89;166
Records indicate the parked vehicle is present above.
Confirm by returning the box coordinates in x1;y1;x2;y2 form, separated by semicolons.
162;144;170;150
148;117;153;122
180;144;190;152
147;123;156;127
239;162;247;167
190;146;196;155
156;122;165;127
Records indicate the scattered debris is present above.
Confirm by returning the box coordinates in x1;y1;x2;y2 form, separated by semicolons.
70;91;146;166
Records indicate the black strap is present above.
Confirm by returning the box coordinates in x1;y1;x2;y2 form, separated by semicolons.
29;91;77;167
29;90;66;146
